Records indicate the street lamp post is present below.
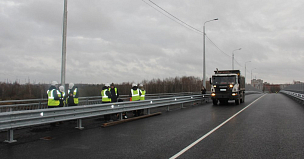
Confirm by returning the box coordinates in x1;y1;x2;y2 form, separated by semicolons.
61;0;68;90
232;48;241;70
203;18;218;88
245;61;251;84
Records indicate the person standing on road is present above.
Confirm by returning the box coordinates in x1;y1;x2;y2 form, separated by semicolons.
67;83;79;106
47;81;61;108
102;83;112;122
139;84;146;101
109;83;119;102
129;83;141;117
138;84;146;116
109;83;127;119
47;81;61;126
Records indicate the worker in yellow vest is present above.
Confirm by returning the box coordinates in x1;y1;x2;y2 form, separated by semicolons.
67;83;79;106
58;86;66;107
138;84;146;116
139;84;146;101
130;83;140;101
101;83;111;103
47;81;62;126
47;81;61;108
101;83;112;122
130;83;141;116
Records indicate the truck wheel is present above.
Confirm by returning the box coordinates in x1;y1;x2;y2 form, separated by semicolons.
235;99;240;105
213;99;218;105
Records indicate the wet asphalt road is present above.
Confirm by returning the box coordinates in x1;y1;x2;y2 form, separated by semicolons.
0;93;304;159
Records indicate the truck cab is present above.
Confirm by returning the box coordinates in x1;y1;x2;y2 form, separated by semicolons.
210;70;245;105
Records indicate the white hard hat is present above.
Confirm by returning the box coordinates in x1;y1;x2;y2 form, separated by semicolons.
69;83;74;89
51;81;58;86
139;84;143;87
105;83;110;87
132;83;137;87
59;86;64;92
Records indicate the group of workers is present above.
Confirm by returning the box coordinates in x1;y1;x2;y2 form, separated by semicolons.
47;81;146;122
47;81;79;108
101;83;146;122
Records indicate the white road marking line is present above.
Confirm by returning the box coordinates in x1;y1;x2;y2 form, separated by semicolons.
169;94;266;159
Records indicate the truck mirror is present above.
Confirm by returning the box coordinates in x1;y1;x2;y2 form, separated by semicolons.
209;78;212;84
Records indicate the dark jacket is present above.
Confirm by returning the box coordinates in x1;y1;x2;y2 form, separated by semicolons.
48;86;59;100
109;87;119;102
201;88;206;94
67;86;79;106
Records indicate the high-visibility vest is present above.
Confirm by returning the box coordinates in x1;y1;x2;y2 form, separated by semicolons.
48;89;60;106
101;89;111;102
131;89;140;101
109;87;118;96
67;88;79;104
140;89;146;100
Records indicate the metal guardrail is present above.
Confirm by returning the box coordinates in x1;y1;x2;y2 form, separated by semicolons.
280;90;304;104
0;92;202;113
0;94;204;143
282;83;304;94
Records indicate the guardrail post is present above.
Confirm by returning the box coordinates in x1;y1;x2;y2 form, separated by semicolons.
167;105;170;111
75;119;84;130
147;108;150;115
181;103;184;109
120;112;123;120
4;129;17;143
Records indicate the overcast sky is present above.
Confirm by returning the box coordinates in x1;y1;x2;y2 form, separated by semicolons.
1;0;303;84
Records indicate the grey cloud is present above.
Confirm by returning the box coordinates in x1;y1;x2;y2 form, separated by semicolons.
1;0;304;84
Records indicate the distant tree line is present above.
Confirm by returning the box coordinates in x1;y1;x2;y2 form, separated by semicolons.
0;76;211;101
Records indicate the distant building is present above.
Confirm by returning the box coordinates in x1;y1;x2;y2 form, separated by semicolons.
293;80;303;84
251;79;263;91
263;84;280;93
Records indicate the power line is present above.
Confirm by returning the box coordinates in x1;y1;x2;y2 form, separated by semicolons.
142;0;243;67
205;35;230;58
141;0;195;32
147;0;203;34
142;0;203;34
205;35;243;67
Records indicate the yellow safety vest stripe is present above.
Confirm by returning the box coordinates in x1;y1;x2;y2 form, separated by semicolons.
48;89;60;106
131;89;140;101
101;89;111;102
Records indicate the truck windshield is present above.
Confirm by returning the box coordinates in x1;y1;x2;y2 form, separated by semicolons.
212;76;236;84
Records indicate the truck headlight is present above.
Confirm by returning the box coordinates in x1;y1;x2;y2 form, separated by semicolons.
232;93;237;96
211;93;216;96
229;84;233;88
